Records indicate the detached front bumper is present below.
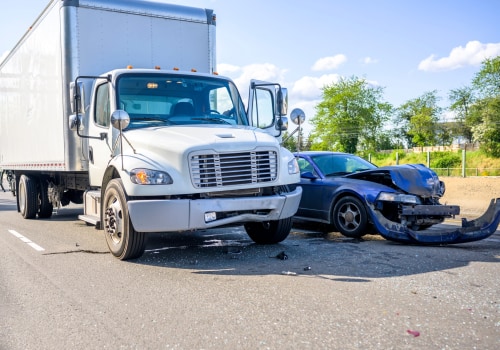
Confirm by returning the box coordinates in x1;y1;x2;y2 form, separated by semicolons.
127;187;302;232
368;198;500;244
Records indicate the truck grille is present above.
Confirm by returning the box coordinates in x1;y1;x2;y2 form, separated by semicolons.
190;151;278;188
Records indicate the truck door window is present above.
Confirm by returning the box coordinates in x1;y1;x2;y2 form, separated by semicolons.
250;88;274;128
95;83;110;127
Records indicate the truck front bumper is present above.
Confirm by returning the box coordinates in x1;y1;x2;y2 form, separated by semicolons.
127;187;302;232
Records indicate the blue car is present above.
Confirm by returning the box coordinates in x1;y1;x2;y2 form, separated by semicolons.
292;151;500;244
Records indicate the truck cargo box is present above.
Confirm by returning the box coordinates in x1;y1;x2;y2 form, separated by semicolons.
0;0;216;172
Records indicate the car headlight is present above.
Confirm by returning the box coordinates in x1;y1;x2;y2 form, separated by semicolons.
288;158;300;174
130;168;173;185
377;192;421;204
438;180;446;196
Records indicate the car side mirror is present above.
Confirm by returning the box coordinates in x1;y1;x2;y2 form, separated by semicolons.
301;171;317;180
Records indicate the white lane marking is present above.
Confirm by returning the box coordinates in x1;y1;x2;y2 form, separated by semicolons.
7;229;45;251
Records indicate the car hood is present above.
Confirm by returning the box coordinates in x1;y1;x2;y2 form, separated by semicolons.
344;164;444;197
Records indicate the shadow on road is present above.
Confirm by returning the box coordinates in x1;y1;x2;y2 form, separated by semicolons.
133;223;500;281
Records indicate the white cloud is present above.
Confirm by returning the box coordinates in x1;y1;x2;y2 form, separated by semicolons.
292;74;342;100
361;56;378;64
311;54;347;71
217;62;288;104
217;63;241;75
418;40;500;72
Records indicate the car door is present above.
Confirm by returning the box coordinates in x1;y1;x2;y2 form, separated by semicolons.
296;157;330;221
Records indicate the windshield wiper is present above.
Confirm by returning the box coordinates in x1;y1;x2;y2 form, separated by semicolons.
191;117;231;124
325;171;350;176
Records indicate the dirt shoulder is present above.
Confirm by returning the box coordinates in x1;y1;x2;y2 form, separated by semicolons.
440;176;500;218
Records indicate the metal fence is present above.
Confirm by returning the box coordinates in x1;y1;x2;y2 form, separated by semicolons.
432;168;500;177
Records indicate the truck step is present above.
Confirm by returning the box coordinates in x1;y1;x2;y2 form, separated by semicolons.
78;214;101;229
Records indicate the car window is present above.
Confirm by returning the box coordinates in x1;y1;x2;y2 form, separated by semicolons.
312;154;376;176
298;158;316;175
313;155;346;175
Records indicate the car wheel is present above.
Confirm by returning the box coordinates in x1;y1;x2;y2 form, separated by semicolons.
332;196;368;238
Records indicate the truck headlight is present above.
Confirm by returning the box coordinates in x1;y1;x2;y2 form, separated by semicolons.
288;158;300;174
377;192;421;204
130;168;173;185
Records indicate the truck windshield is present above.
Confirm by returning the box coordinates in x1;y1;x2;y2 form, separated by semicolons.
116;73;249;129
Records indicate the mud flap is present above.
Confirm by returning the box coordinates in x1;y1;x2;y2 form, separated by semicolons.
367;198;500;244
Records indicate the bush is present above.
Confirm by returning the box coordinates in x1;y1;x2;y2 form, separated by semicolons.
430;152;461;168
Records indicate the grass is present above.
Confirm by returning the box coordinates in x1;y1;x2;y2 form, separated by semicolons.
366;150;500;176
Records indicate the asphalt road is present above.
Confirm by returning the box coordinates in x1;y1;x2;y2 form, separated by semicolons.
0;190;499;349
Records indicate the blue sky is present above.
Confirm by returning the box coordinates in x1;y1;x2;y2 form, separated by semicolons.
1;0;499;134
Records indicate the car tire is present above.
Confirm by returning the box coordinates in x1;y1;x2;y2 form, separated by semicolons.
332;196;368;238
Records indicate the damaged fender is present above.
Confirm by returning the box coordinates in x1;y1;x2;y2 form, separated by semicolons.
367;198;500;244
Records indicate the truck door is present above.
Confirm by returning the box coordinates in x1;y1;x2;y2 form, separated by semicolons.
247;79;288;138
87;82;115;187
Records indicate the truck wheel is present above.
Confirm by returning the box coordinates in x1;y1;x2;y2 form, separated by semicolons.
103;179;146;260
37;178;53;219
18;175;38;219
332;196;368;238
244;217;292;244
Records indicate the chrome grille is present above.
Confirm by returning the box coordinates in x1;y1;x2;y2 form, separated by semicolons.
190;151;278;188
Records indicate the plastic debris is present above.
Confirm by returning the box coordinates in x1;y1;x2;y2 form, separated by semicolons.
281;271;297;276
275;251;288;260
407;329;420;337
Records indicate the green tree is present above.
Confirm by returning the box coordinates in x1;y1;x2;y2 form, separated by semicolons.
395;91;442;149
448;86;475;143
309;76;391;153
470;56;500;156
472;56;500;98
470;96;500;157
281;127;309;152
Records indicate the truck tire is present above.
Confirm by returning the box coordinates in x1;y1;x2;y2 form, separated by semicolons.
37;178;53;219
332;196;368;238
18;175;38;219
244;217;293;244
103;179;146;260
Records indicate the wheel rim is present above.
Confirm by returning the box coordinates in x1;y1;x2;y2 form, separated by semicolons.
337;203;361;232
105;194;124;245
19;181;26;213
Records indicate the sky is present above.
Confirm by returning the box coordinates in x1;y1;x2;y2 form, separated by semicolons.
1;0;500;135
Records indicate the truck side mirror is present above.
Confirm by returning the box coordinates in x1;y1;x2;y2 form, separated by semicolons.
276;116;288;131
111;110;130;131
70;81;85;114
290;108;305;125
277;88;288;116
68;114;83;131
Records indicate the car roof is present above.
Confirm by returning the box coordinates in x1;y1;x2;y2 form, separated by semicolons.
294;151;350;156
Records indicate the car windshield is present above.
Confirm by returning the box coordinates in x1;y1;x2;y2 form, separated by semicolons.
116;73;249;129
311;153;377;176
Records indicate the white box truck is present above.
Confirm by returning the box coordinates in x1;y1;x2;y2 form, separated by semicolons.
0;0;303;260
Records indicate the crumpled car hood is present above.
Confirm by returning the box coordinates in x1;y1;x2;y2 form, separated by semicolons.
345;164;443;197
